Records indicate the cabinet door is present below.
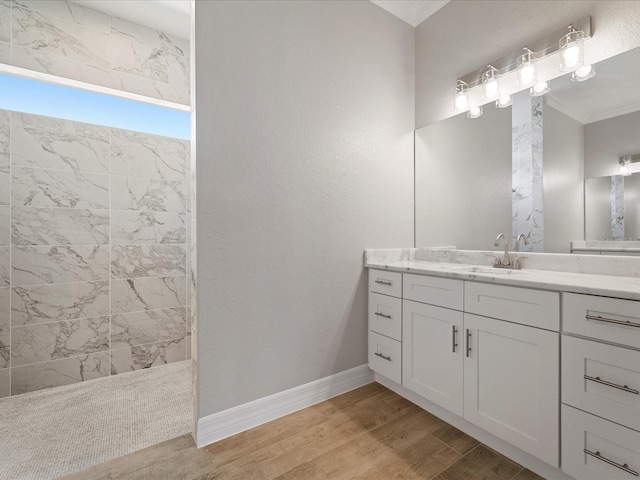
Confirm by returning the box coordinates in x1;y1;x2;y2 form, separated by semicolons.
463;314;559;467
403;300;463;416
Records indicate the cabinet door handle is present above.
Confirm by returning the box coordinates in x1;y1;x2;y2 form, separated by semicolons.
374;312;392;319
465;329;472;358
584;375;639;395
586;314;640;328
452;326;458;353
374;352;392;362
584;449;639;476
375;279;393;286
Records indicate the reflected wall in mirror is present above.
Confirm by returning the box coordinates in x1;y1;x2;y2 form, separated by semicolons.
415;45;640;254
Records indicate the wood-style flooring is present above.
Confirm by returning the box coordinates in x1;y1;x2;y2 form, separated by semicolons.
58;382;545;480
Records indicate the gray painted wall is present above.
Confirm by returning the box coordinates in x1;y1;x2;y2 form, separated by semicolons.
543;105;584;253
416;1;640;129
194;0;414;417
415;105;511;250
585;110;640;178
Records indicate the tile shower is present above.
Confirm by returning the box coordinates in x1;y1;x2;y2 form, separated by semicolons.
0;109;191;397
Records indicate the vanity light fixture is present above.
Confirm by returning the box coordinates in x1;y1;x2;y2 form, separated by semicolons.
454;16;592;119
454;79;469;112
467;105;483;119
517;48;537;87
482;65;500;100
495;95;513;108
559;25;585;72
530;81;550;97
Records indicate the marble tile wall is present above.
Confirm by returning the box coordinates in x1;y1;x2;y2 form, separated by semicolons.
0;0;189;105
611;175;625;240
0;109;189;397
512;93;544;252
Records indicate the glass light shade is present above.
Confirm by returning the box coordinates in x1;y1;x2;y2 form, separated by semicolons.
530;81;550;97
481;67;500;100
467;105;483;119
560;30;585;72
454;82;469;111
572;64;595;82
516;50;537;87
495;95;513;108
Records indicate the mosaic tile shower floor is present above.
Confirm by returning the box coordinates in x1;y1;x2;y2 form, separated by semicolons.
0;360;191;480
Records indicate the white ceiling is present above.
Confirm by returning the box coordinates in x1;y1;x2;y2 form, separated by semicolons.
546;46;640;125
71;0;191;40
369;0;450;27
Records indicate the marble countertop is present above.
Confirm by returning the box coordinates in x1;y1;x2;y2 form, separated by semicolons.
365;249;640;302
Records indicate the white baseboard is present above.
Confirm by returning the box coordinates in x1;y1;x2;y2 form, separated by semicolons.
196;364;374;447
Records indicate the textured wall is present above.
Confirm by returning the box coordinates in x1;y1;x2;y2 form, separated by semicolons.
0;109;190;397
416;1;640;128
0;0;189;105
194;0;414;417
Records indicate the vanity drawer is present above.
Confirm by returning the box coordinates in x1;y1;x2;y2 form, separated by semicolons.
369;269;402;297
368;292;402;341
564;293;640;349
403;273;463;310
563;335;640;431
562;404;640;479
368;331;401;384
464;282;559;331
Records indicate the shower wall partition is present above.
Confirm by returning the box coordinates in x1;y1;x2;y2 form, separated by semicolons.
0;109;190;397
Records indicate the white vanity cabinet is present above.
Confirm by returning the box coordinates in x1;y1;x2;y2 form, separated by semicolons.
463;313;559;467
402;298;464;416
368;270;402;384
561;292;640;480
378;271;561;468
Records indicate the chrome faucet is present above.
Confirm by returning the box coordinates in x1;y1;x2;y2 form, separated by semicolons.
494;233;511;267
516;233;529;251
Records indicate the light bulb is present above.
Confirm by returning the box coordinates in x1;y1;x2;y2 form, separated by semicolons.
519;64;535;86
530;81;549;97
562;45;580;68
496;95;513;108
484;79;498;99
467;105;483;119
572;64;595;82
620;164;629;176
455;91;468;111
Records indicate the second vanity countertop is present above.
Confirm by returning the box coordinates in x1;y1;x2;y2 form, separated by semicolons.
365;250;640;302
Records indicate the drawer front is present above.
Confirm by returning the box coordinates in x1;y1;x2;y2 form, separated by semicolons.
368;331;401;384
369;269;402;297
403;273;463;310
465;282;559;331
369;292;402;341
562;404;640;479
563;335;640;431
564;293;640;349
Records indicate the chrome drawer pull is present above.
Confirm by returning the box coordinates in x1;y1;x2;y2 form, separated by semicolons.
584;375;639;395
374;312;392;319
374;279;393;286
586;314;640;328
465;329;472;358
374;352;392;362
584;449;639;476
452;326;458;353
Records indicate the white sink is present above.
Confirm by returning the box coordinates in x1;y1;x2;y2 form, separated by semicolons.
452;265;528;275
